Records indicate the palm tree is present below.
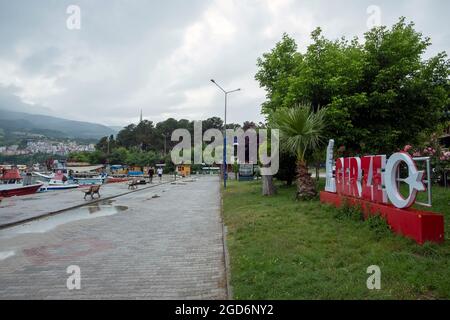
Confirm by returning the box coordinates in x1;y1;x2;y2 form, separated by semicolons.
273;105;326;200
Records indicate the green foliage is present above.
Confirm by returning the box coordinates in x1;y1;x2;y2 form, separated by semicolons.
95;135;117;153
271;105;326;162
0;152;65;165
84;117;263;168
115;116;226;154
87;150;107;164
108;147;129;164
275;150;296;185
125;149;160;167
256;18;449;155
365;213;392;239
202;116;224;132
78;115;244;167
68;151;91;163
334;202;391;239
334;200;364;222
256;33;302;115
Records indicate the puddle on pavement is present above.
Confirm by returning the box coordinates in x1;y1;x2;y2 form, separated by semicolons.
0;203;128;239
145;194;161;200
0;250;15;261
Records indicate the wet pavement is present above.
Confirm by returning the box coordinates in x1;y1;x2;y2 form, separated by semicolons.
0;200;128;237
0;177;173;228
0;175;226;299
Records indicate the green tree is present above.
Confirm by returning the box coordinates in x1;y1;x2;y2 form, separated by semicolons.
242;121;257;131
68;151;91;163
108;147;129;164
116;124;137;149
88;150;107;164
155;118;179;154
256;33;302;116
256;18;449;155
203;117;224;132
96;135;116;154
275;150;296;186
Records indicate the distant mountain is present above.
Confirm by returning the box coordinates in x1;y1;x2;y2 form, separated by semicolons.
109;125;124;132
0;109;116;140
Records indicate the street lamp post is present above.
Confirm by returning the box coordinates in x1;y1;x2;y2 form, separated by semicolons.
162;133;167;156
210;79;240;189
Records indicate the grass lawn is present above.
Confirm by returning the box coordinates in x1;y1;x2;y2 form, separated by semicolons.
222;179;450;299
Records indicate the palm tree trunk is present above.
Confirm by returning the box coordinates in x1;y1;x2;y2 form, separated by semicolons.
261;165;276;196
296;160;317;200
262;175;276;196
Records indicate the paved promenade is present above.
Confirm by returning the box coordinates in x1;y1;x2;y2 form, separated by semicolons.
0;177;173;228
0;175;226;299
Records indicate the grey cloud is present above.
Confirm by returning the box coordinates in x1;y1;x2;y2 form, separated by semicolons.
0;85;53;115
0;0;448;126
21;46;63;75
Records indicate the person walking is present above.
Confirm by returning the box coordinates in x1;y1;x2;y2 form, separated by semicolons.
148;167;155;183
157;167;163;182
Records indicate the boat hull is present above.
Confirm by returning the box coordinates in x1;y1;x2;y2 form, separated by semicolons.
42;184;79;191
106;177;129;183
74;179;104;186
0;183;43;197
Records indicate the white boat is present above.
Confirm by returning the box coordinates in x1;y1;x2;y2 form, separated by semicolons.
72;174;106;186
41;181;80;191
33;171;53;180
39;171;79;191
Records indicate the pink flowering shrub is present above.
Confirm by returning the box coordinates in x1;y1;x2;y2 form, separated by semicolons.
402;136;449;185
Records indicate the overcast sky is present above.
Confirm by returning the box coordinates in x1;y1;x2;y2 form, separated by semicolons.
0;0;448;127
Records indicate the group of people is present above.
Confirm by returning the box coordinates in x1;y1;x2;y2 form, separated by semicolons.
147;166;163;183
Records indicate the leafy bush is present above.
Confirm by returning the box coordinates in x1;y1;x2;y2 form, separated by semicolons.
365;213;391;238
334;200;364;222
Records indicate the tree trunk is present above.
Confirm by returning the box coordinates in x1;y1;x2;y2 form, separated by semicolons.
262;174;276;196
296;160;317;200
286;177;293;186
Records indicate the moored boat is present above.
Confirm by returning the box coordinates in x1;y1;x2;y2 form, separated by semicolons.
0;168;43;197
0;183;44;197
41;183;79;191
40;171;79;191
72;176;105;186
106;176;129;183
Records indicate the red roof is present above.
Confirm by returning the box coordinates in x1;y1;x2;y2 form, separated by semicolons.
0;169;22;180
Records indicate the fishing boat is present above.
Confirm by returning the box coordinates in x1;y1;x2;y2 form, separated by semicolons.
106;176;129;183
40;171;79;191
0;168;43;197
71;173;107;186
33;171;53;181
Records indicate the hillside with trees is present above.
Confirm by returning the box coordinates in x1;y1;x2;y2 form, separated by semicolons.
69;117;260;169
